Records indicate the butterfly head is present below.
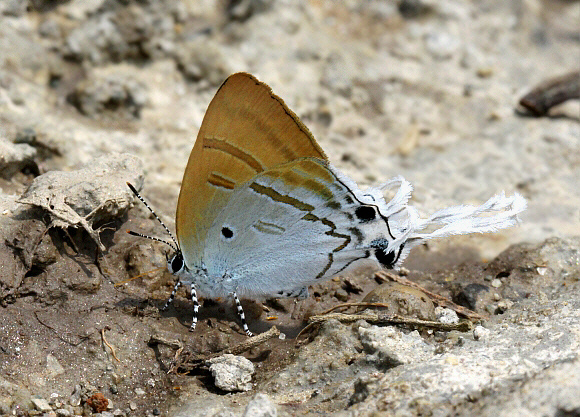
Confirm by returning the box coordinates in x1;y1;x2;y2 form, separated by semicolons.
126;182;187;276
167;250;186;275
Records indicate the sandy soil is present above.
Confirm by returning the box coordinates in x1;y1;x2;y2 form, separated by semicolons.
0;1;578;416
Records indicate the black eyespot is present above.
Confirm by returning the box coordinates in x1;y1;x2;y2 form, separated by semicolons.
375;247;396;268
355;206;376;222
171;254;184;272
222;227;234;239
371;238;400;268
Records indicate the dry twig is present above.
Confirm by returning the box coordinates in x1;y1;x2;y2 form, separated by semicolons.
33;311;89;346
101;327;120;362
307;312;473;332
148;334;183;350
374;270;488;321
114;267;165;287
297;311;473;340
164;326;281;373
518;71;580;116
320;302;393;315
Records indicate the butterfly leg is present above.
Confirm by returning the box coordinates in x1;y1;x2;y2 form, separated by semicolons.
233;292;253;337
276;287;309;299
162;280;182;311
189;284;199;332
294;287;309;300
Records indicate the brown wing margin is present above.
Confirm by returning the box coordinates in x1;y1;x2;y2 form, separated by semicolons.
176;73;328;261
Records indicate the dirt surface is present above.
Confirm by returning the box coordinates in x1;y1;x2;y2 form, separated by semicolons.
0;1;579;416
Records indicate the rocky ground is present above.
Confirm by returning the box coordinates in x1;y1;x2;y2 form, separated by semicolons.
0;0;578;416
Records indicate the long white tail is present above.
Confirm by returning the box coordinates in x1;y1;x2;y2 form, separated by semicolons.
372;178;526;267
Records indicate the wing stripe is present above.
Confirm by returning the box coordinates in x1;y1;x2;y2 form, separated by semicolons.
203;137;264;173
252;220;286;235
249;183;315;212
207;172;236;189
248;178;354;280
333;250;371;276
301;213;351;279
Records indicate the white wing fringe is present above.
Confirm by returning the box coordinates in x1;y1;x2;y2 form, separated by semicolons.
373;177;527;266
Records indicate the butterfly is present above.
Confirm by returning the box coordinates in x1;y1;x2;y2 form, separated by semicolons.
128;72;526;336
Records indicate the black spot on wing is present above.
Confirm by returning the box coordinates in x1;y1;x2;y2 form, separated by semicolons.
325;172;396;241
370;238;403;269
355;206;376;222
375;247;396;268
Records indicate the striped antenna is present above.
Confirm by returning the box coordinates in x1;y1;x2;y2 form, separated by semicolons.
125;230;177;252
126;182;179;253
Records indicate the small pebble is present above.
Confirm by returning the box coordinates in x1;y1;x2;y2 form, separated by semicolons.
491;279;502;288
111;373;124;384
334;289;349;302
434;345;446;354
243;393;278;417
444;354;459;365
435;307;459;324
473;325;491;341
32;398;53;412
208;354;255;392
476;67;494;78
497;299;514;312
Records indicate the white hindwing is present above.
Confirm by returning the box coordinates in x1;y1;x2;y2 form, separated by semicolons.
199;158;526;299
202;158;399;298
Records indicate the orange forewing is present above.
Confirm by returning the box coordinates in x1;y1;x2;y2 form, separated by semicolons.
176;73;327;262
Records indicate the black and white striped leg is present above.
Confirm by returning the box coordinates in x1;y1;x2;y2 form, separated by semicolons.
162;280;182;311
189;284;199;332
233;292;253;337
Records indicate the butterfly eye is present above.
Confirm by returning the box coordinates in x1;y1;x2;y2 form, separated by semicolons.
221;227;234;239
355;206;376;222
169;254;184;273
